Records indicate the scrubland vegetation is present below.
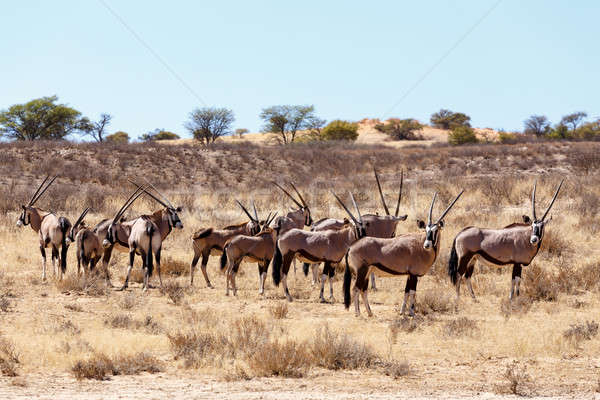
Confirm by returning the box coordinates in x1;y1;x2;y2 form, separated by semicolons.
0;139;598;398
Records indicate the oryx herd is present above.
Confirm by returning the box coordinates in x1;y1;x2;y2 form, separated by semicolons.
15;171;564;317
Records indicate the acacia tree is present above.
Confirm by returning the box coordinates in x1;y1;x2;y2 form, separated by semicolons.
185;107;235;146
0;96;89;140
235;128;249;138
260;105;318;144
430;109;471;130
375;118;423;140
523;115;551;136
141;128;180;141
106;131;130;143
83;113;112;142
560;112;587;131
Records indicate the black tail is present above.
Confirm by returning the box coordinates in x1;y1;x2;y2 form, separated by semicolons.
272;242;282;286
146;223;154;277
220;245;229;271
59;217;70;274
302;263;310;276
448;237;459;286
343;253;351;309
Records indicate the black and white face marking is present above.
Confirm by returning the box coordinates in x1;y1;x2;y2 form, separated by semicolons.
419;220;443;250
102;224;117;248
530;220;546;245
168;207;183;229
16;206;29;227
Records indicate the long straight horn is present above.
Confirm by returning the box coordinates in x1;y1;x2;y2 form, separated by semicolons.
531;181;538;221
267;211;278;226
30;175;58;206
394;170;403;217
252;200;259;222
289;182;308;208
436;190;464;223
73;207;91;230
236;200;257;222
541;180;564;221
142;178;175;209
349;192;363;223
331;191;358;225
128;179;169;208
428;192;437;225
272;181;303;209
113;187;145;224
28;175;50;206
373;167;390;216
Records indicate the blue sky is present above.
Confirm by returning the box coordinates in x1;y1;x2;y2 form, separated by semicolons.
2;1;599;139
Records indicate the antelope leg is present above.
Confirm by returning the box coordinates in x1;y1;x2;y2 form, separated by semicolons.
353;286;360;316
362;290;373;317
466;278;477;300
155;247;163;289
370;272;377;291
319;274;327;303
311;264;319;286
119;250;135;291
401;277;410;314
40;245;47;281
282;273;293;302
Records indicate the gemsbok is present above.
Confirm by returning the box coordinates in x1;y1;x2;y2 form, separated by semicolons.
344;190;464;317
16;176;72;281
101;187;164;291
66;208;103;280
272;192;368;302
304;168;408;297
271;181;313;233
190;200;261;287
220;212;279;296
448;180;563;304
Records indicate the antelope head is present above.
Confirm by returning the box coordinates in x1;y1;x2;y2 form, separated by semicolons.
418;190;464;251
258;211;278;235
236;200;260;235
66;207;91;244
527;180;563;245
373;167;408;222
131;179;183;230
273;181;312;226
17;175;57;227
102;187;145;248
331;191;369;239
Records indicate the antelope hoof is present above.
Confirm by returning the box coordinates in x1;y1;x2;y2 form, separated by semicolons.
319;297;327;304
106;281;114;288
117;285;127;292
286;296;294;302
207;282;214;289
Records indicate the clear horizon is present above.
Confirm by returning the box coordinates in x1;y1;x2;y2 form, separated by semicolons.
2;1;599;139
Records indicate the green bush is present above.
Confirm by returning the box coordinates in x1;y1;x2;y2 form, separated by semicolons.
497;131;518;144
448;126;478;145
374;118;423;140
548;124;571;140
105;131;130;143
574;120;600;139
141;129;180;141
321;120;358;141
430;109;471;130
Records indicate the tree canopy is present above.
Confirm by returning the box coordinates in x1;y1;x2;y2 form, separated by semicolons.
141;129;180;141
523;115;551;136
185;107;235;145
260;105;318;144
321;120;359;141
0;96;89;140
430;109;471;130
375;118;423;140
105;131;130;143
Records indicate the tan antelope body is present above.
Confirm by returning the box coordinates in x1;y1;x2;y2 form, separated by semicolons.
190;201;261;287
344;191;463;316
449;180;563;304
17;176;72;281
220;213;278;296
272;192;367;302
66;208;103;279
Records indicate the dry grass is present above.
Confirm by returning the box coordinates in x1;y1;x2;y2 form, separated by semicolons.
309;325;379;370
563;320;599;348
0;335;20;377
71;351;163;380
443;317;479;337
160;280;185;305
501;362;532;396
269;302;288;319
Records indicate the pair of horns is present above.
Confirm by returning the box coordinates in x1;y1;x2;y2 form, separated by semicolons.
262;211;279;229
112;186;147;224
236;200;259;223
72;207;91;231
373;167;403;217
28;175;58;206
128;178;176;210
532;180;564;222
331;191;363;226
427;190;464;225
273;181;308;210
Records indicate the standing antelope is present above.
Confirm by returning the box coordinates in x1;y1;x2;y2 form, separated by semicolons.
305;168;407;298
220;212;279;296
344;190;464;317
66;208;103;279
448;180;563;304
272;192;368;302
101;187;163;291
271;181;313;233
16;176;72;281
190;201;261;287
96;181;183;286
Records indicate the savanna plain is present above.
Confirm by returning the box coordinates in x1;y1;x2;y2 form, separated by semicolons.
0;139;599;399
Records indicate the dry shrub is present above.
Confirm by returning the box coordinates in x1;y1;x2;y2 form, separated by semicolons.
269;302;288;319
0;336;20;377
500;296;533;318
0;295;12;313
72;352;162;380
57;319;81;335
540;230;572;259
389;315;423;334
160;256;189;277
161;280;185;305
119;292;137;310
501;361;531;396
64;303;83;312
309;326;378;370
56;274;106;296
381;359;411;379
167;331;228;368
247;340;310;378
229;316;270;357
563;321;599;348
416;290;453;315
522;264;558;302
105;314;163;334
105;314;133;329
443;317;478;337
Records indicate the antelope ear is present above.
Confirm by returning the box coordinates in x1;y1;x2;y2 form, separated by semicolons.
417;220;426;229
120;216;126;223
399;214;408;221
343;218;349;224
438;220;444;228
176;206;182;212
522;215;531;223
